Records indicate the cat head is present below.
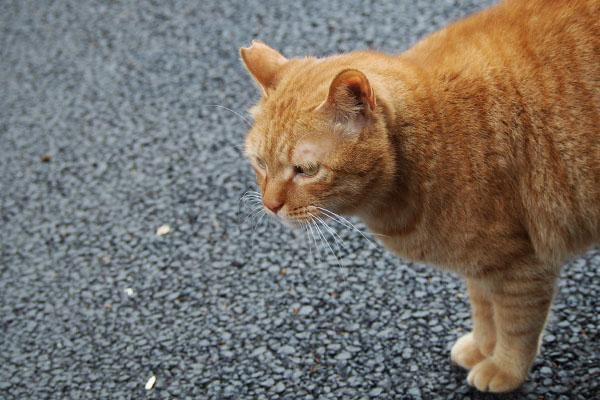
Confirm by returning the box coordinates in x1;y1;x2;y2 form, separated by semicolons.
240;40;396;226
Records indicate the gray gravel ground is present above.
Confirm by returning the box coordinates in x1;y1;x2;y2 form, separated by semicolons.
1;0;599;399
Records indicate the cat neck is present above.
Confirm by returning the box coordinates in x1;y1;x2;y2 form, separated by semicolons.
355;58;470;238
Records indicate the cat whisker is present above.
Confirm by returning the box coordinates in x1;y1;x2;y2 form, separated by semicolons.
241;189;261;196
246;206;266;226
242;199;262;209
311;206;376;235
302;221;315;261
251;212;267;249
240;197;262;209
240;196;261;207
240;190;261;201
239;203;265;228
308;213;347;282
238;204;262;228
311;213;351;283
204;104;253;127
239;190;262;211
305;217;321;260
310;205;383;249
238;191;262;225
309;211;349;252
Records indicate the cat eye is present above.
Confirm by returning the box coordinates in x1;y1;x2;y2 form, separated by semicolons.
295;163;320;177
255;157;266;169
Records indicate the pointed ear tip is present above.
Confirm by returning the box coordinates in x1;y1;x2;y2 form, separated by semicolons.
239;40;267;58
337;68;368;81
330;69;371;92
242;39;268;51
240;40;256;51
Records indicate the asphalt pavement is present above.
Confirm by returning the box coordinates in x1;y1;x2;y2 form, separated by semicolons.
1;0;598;398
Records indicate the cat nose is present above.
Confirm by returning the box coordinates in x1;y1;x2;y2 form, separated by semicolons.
264;199;283;214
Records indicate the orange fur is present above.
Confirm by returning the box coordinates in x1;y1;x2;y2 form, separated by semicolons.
240;0;600;393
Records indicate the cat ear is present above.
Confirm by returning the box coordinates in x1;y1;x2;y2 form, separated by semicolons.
240;40;287;97
318;69;376;132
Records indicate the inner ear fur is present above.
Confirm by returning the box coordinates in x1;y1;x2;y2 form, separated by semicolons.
327;69;376;113
239;40;287;97
318;69;376;132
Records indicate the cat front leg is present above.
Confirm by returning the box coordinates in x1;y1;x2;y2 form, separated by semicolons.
451;278;496;369
466;263;557;393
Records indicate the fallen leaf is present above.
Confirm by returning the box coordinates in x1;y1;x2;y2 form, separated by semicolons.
145;375;156;390
156;224;170;236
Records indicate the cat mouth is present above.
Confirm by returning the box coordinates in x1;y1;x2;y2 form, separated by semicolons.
260;204;336;230
263;207;320;229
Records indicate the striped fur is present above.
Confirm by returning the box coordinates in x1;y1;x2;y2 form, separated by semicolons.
240;0;600;392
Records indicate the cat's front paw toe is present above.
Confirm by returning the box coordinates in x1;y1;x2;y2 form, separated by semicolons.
466;358;523;393
451;333;485;370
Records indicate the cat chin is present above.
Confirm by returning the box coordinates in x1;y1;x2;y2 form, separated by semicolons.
279;218;303;229
262;208;310;229
271;215;305;229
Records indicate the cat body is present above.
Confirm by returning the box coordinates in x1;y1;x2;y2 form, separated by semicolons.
240;0;600;392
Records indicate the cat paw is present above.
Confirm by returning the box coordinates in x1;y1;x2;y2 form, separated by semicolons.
466;358;524;393
451;333;485;370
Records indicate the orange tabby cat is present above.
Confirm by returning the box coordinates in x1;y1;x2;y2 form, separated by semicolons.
239;0;600;393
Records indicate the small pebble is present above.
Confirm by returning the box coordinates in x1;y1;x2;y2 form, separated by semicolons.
156;225;170;236
278;345;295;355
144;375;156;390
